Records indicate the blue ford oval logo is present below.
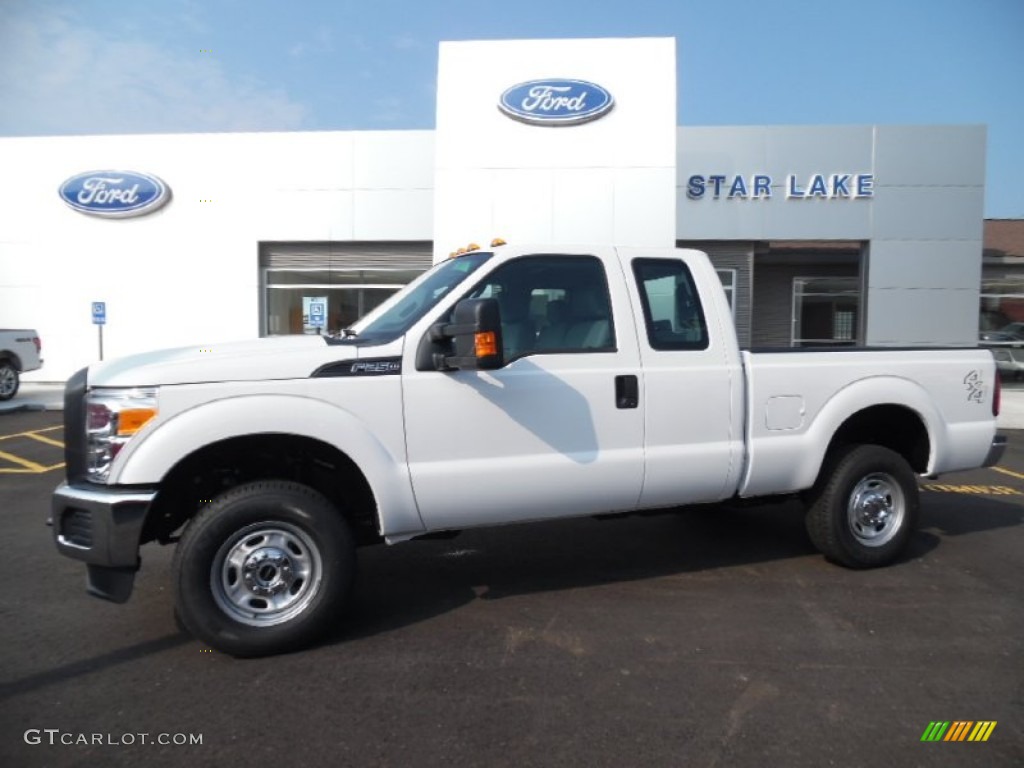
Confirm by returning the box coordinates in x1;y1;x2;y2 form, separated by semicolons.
59;170;170;218
499;79;614;126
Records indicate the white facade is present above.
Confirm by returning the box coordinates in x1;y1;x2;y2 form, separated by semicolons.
434;38;676;259
0;131;435;379
0;37;987;381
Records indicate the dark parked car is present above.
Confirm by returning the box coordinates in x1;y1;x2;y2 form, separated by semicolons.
980;324;1024;378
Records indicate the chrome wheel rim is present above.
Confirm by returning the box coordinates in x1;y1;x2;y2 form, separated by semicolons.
847;472;905;547
0;366;15;397
211;522;323;627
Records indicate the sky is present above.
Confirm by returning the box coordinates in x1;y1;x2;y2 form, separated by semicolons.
1;0;1022;217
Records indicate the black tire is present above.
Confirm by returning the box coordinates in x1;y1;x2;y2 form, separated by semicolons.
172;480;355;657
0;360;19;401
805;445;919;569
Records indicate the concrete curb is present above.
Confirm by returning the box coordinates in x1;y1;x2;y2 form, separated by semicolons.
0;383;64;414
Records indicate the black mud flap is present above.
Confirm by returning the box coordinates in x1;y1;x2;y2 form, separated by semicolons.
86;564;138;603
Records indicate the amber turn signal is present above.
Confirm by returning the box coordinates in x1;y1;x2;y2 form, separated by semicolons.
474;331;498;358
117;407;158;436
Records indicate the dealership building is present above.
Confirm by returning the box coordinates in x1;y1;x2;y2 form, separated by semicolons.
0;37;1012;381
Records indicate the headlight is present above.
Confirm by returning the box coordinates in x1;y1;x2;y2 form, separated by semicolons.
85;387;159;482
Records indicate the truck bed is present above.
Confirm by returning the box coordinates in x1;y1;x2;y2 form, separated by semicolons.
740;347;998;497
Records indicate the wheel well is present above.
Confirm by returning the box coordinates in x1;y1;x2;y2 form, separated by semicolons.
824;405;930;474
142;434;381;547
0;353;19;369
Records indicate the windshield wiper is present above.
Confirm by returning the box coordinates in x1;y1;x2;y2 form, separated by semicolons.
341;328;358;338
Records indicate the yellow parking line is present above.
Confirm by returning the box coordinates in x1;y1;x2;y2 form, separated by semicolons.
990;466;1024;481
0;425;64;442
0;461;65;474
922;483;1021;495
0;449;47;472
24;432;64;448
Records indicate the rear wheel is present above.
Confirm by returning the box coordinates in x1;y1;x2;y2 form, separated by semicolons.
172;480;355;657
805;445;919;569
0;361;19;401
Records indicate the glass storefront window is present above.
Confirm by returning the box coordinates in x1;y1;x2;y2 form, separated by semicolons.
263;266;424;336
980;278;1024;380
980;278;1024;337
265;285;402;335
792;277;860;347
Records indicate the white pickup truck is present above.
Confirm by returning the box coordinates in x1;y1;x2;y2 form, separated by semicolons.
51;243;1005;656
0;329;43;400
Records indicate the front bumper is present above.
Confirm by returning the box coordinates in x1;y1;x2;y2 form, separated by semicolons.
51;482;157;602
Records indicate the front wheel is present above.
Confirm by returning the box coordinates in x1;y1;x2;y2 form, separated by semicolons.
0;361;19;401
805;445;920;569
172;480;355;657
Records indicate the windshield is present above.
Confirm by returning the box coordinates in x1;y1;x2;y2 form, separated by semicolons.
342;251;493;343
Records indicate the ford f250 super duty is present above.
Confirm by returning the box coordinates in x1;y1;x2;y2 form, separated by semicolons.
51;242;1005;656
0;329;43;401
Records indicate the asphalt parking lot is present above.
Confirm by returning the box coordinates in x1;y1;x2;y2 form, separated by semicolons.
0;408;1021;767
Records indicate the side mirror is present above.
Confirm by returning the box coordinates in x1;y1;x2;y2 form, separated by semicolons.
430;298;504;371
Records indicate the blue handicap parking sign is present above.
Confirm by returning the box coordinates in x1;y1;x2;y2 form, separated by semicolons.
92;301;106;325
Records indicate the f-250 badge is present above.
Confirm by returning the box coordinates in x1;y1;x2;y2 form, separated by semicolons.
964;370;985;403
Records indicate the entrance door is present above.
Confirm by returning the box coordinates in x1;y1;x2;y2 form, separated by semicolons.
402;251;645;530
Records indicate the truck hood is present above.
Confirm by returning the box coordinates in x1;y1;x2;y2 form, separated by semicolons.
88;336;402;387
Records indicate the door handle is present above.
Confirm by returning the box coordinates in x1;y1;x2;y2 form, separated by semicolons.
615;375;639;409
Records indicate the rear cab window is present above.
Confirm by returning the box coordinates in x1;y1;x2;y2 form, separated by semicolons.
632;258;709;351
